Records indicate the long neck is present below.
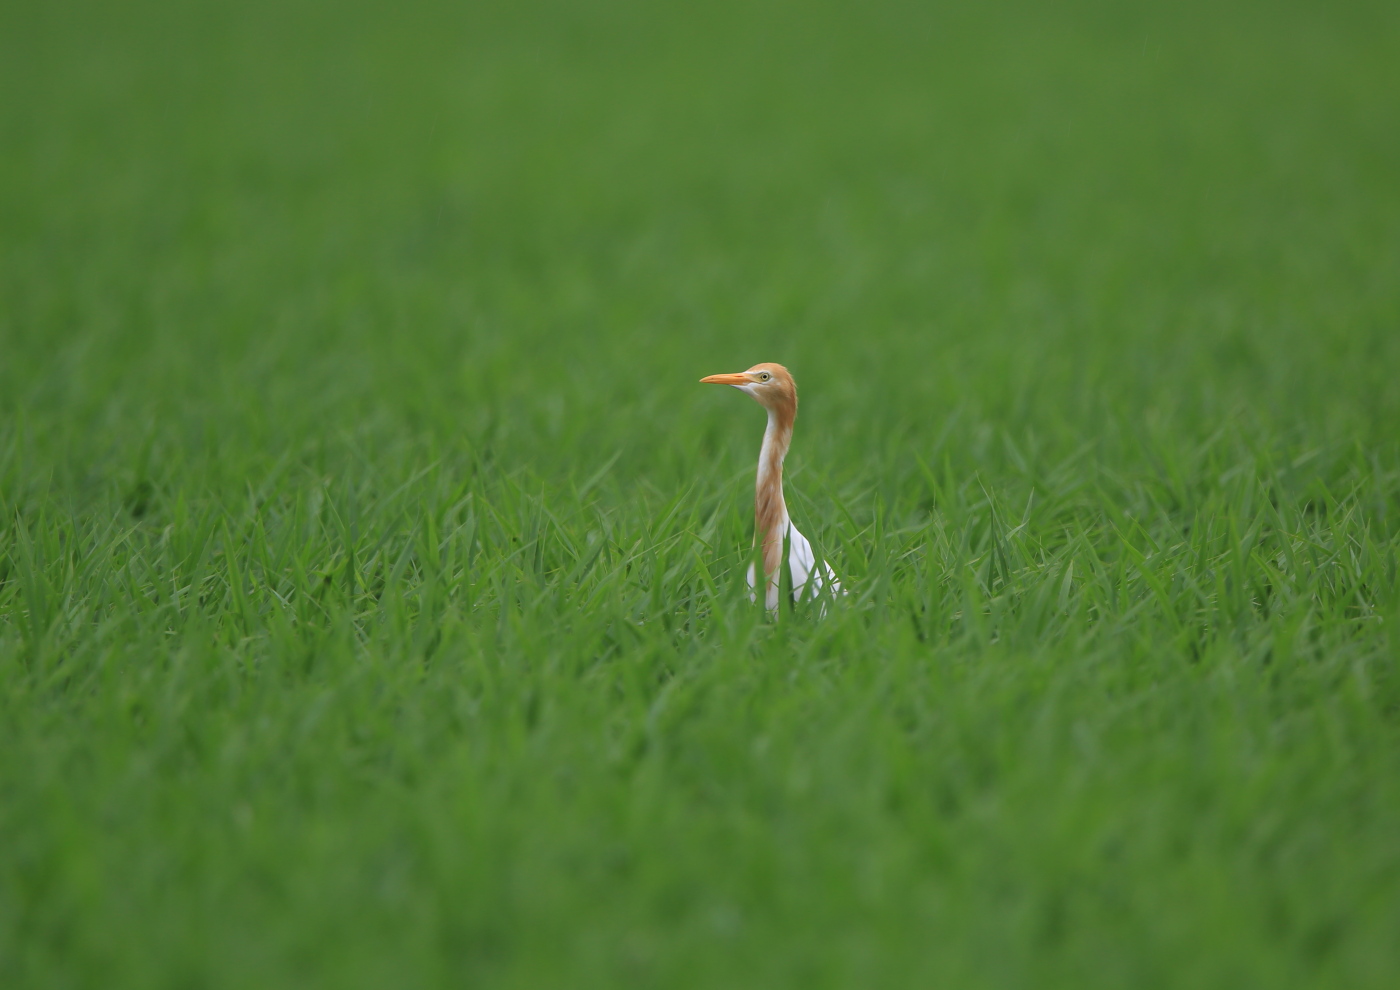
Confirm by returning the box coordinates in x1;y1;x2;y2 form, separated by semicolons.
755;406;794;582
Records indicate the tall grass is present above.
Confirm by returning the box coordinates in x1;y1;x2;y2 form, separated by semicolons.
2;0;1398;986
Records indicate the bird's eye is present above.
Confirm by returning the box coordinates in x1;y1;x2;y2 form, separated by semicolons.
758;372;772;382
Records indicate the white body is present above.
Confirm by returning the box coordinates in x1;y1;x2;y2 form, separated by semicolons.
745;518;841;611
747;406;841;612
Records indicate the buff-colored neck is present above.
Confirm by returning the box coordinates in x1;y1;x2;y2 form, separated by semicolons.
754;405;795;583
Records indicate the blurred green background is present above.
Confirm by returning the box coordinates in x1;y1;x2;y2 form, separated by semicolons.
2;1;1398;987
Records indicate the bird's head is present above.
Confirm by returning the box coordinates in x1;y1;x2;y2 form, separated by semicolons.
699;362;797;416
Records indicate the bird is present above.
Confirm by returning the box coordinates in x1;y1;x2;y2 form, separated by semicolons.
700;362;840;613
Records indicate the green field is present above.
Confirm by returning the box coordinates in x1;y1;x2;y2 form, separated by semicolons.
3;0;1399;986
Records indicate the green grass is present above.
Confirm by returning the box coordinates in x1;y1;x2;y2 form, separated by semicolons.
2;0;1399;986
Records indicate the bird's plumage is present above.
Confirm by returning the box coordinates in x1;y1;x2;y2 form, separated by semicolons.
700;362;840;612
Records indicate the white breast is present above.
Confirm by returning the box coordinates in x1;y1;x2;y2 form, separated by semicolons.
746;520;842;613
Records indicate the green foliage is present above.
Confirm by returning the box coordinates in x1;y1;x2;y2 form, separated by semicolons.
1;0;1398;986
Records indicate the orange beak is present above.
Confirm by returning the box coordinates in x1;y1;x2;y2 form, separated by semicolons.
699;372;751;386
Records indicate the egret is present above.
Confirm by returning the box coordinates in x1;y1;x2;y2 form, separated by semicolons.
700;362;840;612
